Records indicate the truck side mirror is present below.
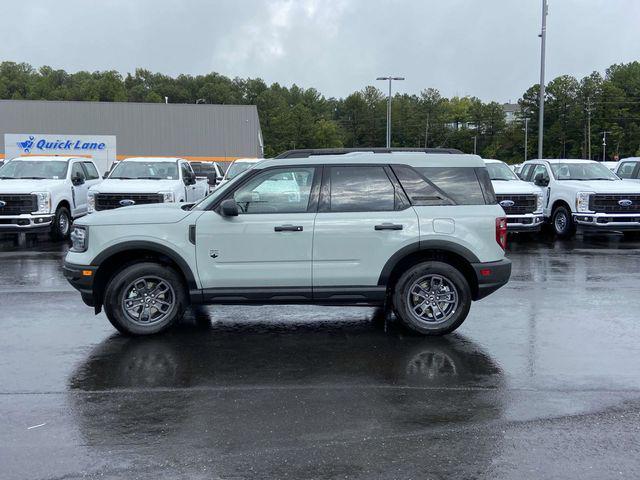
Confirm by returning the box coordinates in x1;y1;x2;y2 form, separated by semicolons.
72;173;85;186
534;173;549;187
219;199;239;217
206;172;218;186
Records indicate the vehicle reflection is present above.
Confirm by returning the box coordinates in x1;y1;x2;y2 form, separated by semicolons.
67;309;506;474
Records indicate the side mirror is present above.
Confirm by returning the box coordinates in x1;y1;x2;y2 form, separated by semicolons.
102;173;110;179
219;199;239;217
533;173;549;187
72;173;85;186
206;172;218;186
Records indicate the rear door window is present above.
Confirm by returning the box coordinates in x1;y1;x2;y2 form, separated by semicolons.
414;167;488;205
82;162;99;180
328;166;396;212
520;164;534;181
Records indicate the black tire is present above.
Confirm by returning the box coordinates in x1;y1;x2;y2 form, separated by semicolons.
103;262;188;335
552;205;576;239
392;261;472;336
50;205;71;240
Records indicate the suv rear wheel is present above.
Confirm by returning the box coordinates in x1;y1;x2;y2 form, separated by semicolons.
103;262;187;335
393;261;471;336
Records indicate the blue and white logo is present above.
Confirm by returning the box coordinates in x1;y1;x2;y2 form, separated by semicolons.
499;200;515;208
16;135;107;154
0;200;6;208
17;136;35;153
618;199;633;207
119;199;136;207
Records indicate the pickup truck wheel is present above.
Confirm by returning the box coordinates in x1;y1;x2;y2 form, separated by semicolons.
552;205;576;238
50;206;71;240
103;262;187;335
393;261;471;336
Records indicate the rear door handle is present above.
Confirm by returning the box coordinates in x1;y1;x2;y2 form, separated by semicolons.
274;225;303;232
375;223;403;231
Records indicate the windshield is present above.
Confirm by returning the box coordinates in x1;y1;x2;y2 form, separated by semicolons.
486;162;518;181
550;162;619;181
0;160;68;179
109;161;179;180
225;162;255;180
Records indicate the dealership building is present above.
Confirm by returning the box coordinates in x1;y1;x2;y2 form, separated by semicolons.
0;100;263;173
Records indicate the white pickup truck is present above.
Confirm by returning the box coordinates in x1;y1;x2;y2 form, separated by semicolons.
484;159;544;232
520;159;640;238
0;156;101;238
88;157;208;212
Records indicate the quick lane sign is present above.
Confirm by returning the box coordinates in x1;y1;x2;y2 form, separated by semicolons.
4;133;116;174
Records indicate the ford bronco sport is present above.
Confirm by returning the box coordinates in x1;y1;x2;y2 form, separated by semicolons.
64;151;511;336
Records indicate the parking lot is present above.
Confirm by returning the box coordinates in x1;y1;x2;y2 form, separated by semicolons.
1;232;640;479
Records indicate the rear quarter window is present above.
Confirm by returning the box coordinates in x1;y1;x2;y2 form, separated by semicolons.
414;167;494;205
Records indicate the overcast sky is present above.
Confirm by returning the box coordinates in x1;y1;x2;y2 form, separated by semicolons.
2;0;639;103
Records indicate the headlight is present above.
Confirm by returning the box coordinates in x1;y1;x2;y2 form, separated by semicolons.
70;225;88;252
535;193;544;213
87;192;96;213
159;191;175;203
32;192;51;214
576;192;594;213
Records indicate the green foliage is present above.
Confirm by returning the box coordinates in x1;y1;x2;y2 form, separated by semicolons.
1;60;640;160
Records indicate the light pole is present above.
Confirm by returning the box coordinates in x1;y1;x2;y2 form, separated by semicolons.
538;0;548;159
377;76;405;148
601;131;611;161
524;117;530;161
473;136;478;155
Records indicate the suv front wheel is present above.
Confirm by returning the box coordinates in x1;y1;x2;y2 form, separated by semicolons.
103;262;187;335
393;261;471;336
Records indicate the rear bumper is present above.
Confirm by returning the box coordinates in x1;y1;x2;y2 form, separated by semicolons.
0;214;54;232
574;213;640;231
471;258;512;300
506;213;544;232
63;261;97;307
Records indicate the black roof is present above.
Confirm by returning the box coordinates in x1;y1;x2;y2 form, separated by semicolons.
275;147;464;159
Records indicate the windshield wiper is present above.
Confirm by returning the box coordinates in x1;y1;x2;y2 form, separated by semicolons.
0;176;15;179
111;176;134;180
138;176;163;180
19;176;47;179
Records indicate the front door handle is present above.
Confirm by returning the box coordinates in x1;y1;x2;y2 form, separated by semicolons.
274;225;303;232
375;223;403;231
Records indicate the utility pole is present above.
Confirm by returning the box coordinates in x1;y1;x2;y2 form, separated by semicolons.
524;117;530;161
586;97;592;159
424;113;430;148
473;136;478;155
377;76;405;148
538;0;548;159
522;107;530;162
601;131;611;161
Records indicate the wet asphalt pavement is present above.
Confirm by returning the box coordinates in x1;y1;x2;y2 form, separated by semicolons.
1;232;640;479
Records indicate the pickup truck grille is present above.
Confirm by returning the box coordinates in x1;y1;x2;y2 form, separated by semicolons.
95;193;164;211
0;194;37;215
496;194;537;215
589;194;640;214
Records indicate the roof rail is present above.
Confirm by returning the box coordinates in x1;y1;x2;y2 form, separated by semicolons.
274;147;464;159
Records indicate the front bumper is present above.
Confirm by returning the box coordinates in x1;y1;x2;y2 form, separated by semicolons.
573;213;640;231
0;214;54;232
471;258;512;300
506;213;544;232
63;261;97;307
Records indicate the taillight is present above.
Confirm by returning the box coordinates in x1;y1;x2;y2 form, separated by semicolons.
496;217;508;250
